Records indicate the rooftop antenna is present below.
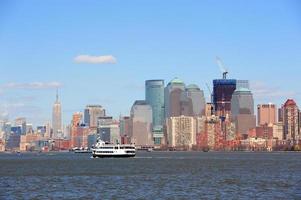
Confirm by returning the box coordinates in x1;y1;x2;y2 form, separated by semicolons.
216;56;228;79
56;88;59;102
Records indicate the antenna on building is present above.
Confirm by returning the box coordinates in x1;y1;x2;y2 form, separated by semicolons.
56;88;59;102
216;56;228;79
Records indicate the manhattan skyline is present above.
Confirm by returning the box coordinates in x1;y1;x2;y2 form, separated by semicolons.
0;0;300;125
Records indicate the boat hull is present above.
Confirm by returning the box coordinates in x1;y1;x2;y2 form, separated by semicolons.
92;154;135;158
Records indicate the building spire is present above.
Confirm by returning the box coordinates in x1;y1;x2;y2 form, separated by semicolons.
56;88;59;102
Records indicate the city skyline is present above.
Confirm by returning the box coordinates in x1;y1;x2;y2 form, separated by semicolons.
0;0;301;125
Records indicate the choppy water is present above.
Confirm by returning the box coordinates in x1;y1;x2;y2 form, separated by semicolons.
0;151;300;200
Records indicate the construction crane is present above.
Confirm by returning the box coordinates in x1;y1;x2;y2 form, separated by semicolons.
205;83;213;103
216;56;228;79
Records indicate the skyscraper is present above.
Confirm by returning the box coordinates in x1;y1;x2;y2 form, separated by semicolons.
282;99;299;142
231;88;254;116
164;78;185;118
231;87;256;137
257;104;277;126
236;80;250;90
14;117;26;135
145;80;165;129
130;100;153;146
52;90;62;139
97;116;120;144
213;79;236;118
84;105;105;128
185;84;206;116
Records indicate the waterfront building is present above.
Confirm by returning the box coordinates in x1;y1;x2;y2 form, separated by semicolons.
87;134;97;148
273;122;284;140
166;115;196;149
14;117;26;135
213;79;236;118
164;78;186;118
231;87;256;137
2;122;11;143
20;133;42;151
5;133;20;151
145;80;165;145
84;105;105;128
130;100;153;146
72;112;83;127
255;124;273;139
185;84;206;116
0;139;5;152
70;125;90;148
195;115;222;150
52;90;62;139
97;116;120;144
145;79;165;129
282;99;300;142
257;104;277;126
119;116;130;137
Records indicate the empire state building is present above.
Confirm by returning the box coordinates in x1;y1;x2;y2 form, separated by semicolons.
52;90;62;138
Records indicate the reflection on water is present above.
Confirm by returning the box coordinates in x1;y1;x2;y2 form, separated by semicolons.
0;152;300;199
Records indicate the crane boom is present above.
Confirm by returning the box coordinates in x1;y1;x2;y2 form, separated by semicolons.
216;56;228;79
205;83;213;103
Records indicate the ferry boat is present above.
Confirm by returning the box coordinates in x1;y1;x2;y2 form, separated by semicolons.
72;147;92;153
91;139;135;158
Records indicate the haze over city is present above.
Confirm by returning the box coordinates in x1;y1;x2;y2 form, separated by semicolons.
0;0;301;125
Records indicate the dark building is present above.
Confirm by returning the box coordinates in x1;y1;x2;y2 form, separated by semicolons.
213;79;236;118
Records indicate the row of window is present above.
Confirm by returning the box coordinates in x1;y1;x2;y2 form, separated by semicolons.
96;146;135;149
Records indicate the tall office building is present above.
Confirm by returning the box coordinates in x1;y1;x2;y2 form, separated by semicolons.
84;105;105;128
119;116;130;137
166;115;196;149
97;116;120;144
164;78;185;118
130;100;153;146
282;99;299;142
213;79;236;118
257;104;277;126
72;112;83;127
236;80;250;90
14;117;26;135
145;80;165;130
52;91;62;139
231;88;256;137
185;84;206;116
231;88;254;116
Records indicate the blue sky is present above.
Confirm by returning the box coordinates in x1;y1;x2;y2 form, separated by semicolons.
0;0;300;125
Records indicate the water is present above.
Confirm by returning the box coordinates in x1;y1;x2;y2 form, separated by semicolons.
0;151;300;200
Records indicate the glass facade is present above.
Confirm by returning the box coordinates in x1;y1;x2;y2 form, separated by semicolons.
213;79;236;117
145;80;165;130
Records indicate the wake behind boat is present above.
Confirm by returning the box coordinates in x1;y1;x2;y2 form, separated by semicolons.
91;139;135;158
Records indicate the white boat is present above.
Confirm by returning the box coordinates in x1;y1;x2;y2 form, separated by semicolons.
91;139;135;158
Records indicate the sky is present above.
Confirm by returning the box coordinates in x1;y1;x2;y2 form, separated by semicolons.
0;0;300;126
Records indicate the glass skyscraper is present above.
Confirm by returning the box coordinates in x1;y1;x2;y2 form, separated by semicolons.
145;80;165;130
146;80;165;145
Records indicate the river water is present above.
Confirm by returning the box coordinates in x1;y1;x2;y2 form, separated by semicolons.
0;151;300;199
